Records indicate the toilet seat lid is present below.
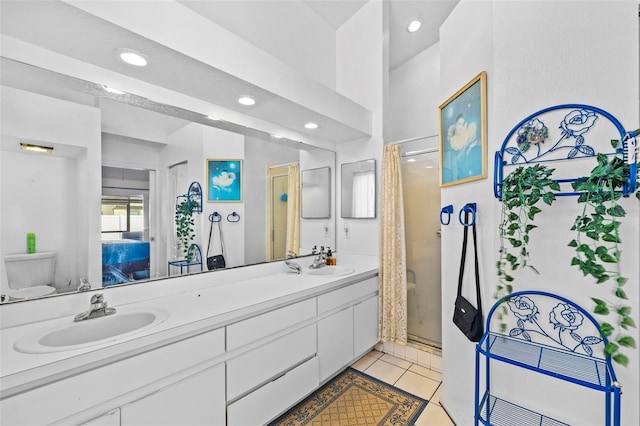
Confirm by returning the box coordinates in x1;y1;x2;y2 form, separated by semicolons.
7;286;56;300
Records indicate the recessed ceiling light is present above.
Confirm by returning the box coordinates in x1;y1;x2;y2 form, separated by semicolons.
20;142;53;154
304;122;318;130
206;115;220;121
117;49;148;67
273;134;284;139
238;96;256;106
103;85;125;95
407;158;416;163
407;20;422;33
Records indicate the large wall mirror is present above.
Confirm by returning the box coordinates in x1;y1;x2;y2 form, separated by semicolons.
341;159;376;219
0;58;336;303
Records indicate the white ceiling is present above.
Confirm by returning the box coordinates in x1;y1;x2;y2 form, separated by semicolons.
0;0;458;143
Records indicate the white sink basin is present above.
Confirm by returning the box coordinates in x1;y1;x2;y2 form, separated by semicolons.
15;307;169;354
306;265;355;277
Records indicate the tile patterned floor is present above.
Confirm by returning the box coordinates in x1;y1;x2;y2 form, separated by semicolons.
351;350;455;426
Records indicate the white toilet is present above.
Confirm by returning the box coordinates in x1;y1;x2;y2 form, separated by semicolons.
4;252;58;300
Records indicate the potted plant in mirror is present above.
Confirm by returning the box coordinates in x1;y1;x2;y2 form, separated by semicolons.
175;199;197;262
496;164;560;329
569;138;639;366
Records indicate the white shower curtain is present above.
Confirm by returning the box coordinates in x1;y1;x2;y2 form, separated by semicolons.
352;171;375;218
379;144;408;344
285;164;300;257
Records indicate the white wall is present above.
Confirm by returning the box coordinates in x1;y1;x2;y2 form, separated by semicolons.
389;43;441;142
335;1;384;257
435;1;639;425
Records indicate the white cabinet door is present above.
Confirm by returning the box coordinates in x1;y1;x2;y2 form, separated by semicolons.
121;364;225;426
354;295;379;357
82;409;120;426
317;307;354;382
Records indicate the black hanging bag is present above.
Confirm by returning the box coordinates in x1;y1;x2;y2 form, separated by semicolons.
206;217;226;270
452;206;484;342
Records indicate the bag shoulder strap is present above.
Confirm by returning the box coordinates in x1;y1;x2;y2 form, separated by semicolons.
456;209;482;312
206;219;225;257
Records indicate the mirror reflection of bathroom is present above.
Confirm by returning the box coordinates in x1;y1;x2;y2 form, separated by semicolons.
400;137;442;348
341;159;376;219
267;163;299;261
101;166;153;286
301;167;331;219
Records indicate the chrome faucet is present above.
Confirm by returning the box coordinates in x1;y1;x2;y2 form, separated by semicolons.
77;278;92;292
74;293;116;322
309;255;327;269
284;259;302;274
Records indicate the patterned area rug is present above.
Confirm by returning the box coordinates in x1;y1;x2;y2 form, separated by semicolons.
269;367;428;426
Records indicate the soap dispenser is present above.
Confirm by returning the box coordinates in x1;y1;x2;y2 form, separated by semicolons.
326;247;335;266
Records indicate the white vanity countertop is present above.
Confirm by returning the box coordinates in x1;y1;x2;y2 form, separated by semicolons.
0;254;378;398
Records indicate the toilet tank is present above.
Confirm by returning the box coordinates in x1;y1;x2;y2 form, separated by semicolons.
4;252;56;289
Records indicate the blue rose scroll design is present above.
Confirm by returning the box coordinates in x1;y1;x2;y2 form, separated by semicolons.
506;295;603;356
504;109;599;164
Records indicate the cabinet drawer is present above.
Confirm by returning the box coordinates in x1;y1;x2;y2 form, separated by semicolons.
227;324;316;401
317;276;378;314
227;298;316;350
227;356;319;426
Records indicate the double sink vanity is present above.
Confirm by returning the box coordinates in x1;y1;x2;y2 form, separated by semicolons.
0;254;379;425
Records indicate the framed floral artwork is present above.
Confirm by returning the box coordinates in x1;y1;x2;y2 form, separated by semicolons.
439;71;488;187
207;159;242;202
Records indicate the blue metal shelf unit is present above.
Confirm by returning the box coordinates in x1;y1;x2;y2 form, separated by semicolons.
475;291;621;426
493;104;637;199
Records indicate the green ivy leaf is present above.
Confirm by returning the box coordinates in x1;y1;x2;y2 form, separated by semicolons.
612;353;629;366
606;205;626;217
615;288;628;300
621;316;636;329
542;192;556;205
594;304;610;315
598;253;617;263
600;322;614;337
617;336;636;349
604;341;618;356
568;239;578;248
527;206;542;220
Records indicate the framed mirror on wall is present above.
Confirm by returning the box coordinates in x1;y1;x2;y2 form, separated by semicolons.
341;159;376;219
301;167;331;219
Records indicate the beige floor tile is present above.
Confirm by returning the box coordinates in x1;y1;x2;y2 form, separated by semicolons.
363;359;406;385
380;353;412;369
429;384;442;406
351;354;377;372
409;363;443;382
414;403;455;426
393;370;440;401
368;349;384;359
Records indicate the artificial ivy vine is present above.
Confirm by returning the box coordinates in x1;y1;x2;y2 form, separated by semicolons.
569;140;638;366
496;164;560;329
175;200;197;262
